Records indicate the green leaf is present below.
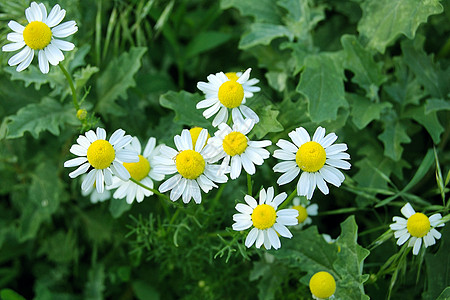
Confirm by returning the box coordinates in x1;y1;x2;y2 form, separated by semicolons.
159;91;212;128
84;264;106;300
425;98;450;114
348;93;392;129
296;53;348;123
96;47;147;115
378;121;411;161
37;230;79;264
334;216;370;300
245;94;283;139
109;198;132;219
341;35;387;99
4;65;50;90
74;65;100;91
132;281;160;300
403;106;444;144
185;31;233;58
18;162;67;242
436;287;450;300
249;261;286;300
401;38;450;99
239;23;294;49
358;0;443;53
220;0;281;23
1;97;78;139
0;289;26;300
424;226;450;300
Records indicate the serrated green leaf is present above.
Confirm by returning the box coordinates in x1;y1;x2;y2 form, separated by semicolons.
220;0;281;23
249;260;286;300
239;23;294;49
378;121;411;161
341;35;387;99
4;65;50;90
425;98;450;114
96;47;147;115
348;93;392;129
334;216;370;300
159;91;212;128
0;289;26;300
265;71;288;92
74;65;99;90
358;0;443;53
18;162;67;242
401;38;450;99
403;106;444;144
297;53;348;123
185;31;233;58
2;97;78;139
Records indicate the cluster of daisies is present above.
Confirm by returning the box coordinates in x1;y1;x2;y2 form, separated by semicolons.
3;4;447;297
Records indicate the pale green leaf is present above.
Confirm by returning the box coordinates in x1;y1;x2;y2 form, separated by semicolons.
296;53;348;123
341;35;387;99
425;98;450;114
358;0;443;53
220;0;281;23
348;93;392;129
2;97;78;139
185;31;233;58
159;91;212;128
334;216;370;300
74;65;100;91
109;198;132;219
403;106;444;144
239;23;294;49
245;94;284;138
378;121;411;161
96;47;147;115
3;65;50;90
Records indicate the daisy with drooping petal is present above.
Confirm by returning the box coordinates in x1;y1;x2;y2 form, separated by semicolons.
107;137;165;204
205;115;271;179
232;187;299;250
273;126;351;200
2;2;78;74
64;127;139;193
309;271;336;300
290;197;318;228
80;174;111;204
196;68;260;127
390;203;444;255
154;129;228;204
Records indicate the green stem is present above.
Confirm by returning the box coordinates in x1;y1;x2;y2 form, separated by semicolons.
247;173;252;196
130;178;170;201
59;63;79;110
278;188;297;210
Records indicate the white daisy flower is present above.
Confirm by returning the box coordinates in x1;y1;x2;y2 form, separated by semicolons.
224;70;261;97
107;137;165;204
273;126;351;200
196;68;260;127
64;127;139;194
390;203;444;255
80;174;111;204
154;129;228;204
205;115;271;179
2;2;78;74
232;187;299;250
290;197;318;228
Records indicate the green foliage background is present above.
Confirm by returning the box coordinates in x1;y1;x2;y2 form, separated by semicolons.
0;0;449;299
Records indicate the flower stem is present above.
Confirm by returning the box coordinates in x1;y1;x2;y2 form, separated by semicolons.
58;63;79;110
278;188;297;210
247;173;252;196
129;178;170;201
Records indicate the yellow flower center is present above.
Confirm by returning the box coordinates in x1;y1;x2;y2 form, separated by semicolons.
87;140;115;170
123;155;150;181
309;271;336;299
251;204;277;230
23;21;52;50
189;127;210;148
76;109;87;120
176;150;205;179
292;205;308;223
218;80;244;108
225;72;239;81
296;141;326;173
407;213;430;238
223;132;248;156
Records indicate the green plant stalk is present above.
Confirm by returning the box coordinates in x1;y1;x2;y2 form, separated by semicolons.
247;173;252;196
59;63;79;110
278;188;297;210
130;178;170;201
